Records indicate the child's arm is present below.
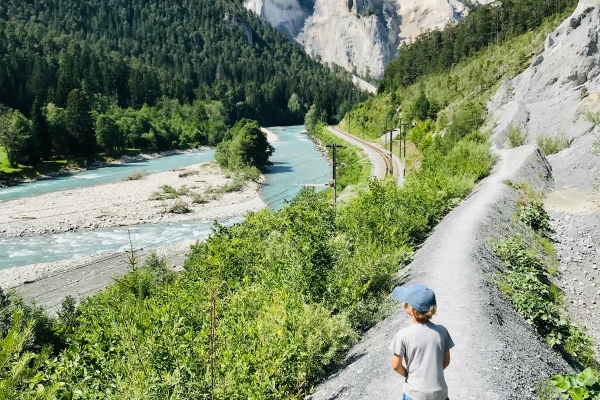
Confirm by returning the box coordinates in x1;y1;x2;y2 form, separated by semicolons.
391;354;408;378
443;350;450;370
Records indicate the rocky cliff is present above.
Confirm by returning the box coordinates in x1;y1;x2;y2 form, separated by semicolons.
490;0;600;190
244;0;492;79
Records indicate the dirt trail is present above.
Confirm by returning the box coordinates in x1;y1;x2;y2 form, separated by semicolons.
309;146;572;399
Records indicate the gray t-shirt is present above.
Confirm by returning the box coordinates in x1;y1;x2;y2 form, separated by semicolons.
389;322;454;400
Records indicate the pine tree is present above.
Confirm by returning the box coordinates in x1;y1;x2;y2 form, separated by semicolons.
65;89;96;155
30;97;51;160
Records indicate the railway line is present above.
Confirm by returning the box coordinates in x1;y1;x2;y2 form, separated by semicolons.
328;126;402;183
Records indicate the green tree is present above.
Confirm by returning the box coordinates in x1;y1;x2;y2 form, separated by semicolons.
95;114;122;155
0;110;32;167
287;93;302;115
410;92;430;122
215;119;274;169
65;89;95;155
44;103;67;157
304;104;320;133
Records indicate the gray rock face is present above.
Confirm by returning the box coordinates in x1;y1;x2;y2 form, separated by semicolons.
490;1;600;191
244;0;492;79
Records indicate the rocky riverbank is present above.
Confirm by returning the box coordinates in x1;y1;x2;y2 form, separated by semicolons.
0;148;209;188
0;161;265;238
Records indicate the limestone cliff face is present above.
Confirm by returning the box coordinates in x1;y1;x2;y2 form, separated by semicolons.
244;0;492;79
490;1;600;190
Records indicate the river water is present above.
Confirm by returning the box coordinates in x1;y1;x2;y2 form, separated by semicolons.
0;126;330;270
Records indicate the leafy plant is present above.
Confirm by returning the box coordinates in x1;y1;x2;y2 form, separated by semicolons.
518;200;550;232
0;310;65;399
151;185;191;200
493;238;590;352
550;369;600;400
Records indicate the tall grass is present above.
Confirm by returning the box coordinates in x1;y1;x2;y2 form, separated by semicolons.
506;122;528;148
536;132;570;155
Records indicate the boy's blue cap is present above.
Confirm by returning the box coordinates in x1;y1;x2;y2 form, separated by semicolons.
391;283;436;314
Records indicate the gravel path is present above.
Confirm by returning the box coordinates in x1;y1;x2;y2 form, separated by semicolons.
309;146;573;399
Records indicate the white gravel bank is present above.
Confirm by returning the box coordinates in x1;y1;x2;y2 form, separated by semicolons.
0;162;265;238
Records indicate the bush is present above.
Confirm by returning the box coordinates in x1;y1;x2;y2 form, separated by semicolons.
191;192;208;204
494;237;595;361
444;102;485;143
151;184;190;200
506;122;528;148
123;169;148;181
0;310;65;399
536;132;570;155
169;199;190;214
518;200;550;232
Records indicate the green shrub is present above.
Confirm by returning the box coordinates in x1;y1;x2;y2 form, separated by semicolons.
506;122;528;148
408;120;436;149
150;184;190;200
444;102;485;143
518;200;550;232
0;310;65;399
169;199;190;214
0;288;62;354
494;238;569;346
494;237;595;359
536;132;570;155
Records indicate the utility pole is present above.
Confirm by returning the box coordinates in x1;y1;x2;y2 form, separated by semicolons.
389;128;393;176
327;143;344;204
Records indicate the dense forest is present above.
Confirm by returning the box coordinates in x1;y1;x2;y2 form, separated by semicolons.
379;0;578;93
0;0;366;165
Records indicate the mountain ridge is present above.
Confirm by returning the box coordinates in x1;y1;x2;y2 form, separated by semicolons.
243;0;493;79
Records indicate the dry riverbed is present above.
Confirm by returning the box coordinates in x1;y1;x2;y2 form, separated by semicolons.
0;161;266;238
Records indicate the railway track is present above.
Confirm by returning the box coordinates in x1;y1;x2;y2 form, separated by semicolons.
329;126;397;180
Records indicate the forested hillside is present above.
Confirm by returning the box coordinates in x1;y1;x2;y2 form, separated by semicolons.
379;0;578;93
0;0;365;165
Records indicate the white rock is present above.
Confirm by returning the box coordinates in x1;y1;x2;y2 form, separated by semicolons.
244;0;492;79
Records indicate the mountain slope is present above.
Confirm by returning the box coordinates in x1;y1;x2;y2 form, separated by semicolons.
243;0;492;79
0;0;366;126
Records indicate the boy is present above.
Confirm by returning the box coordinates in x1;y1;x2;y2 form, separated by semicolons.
389;283;454;400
